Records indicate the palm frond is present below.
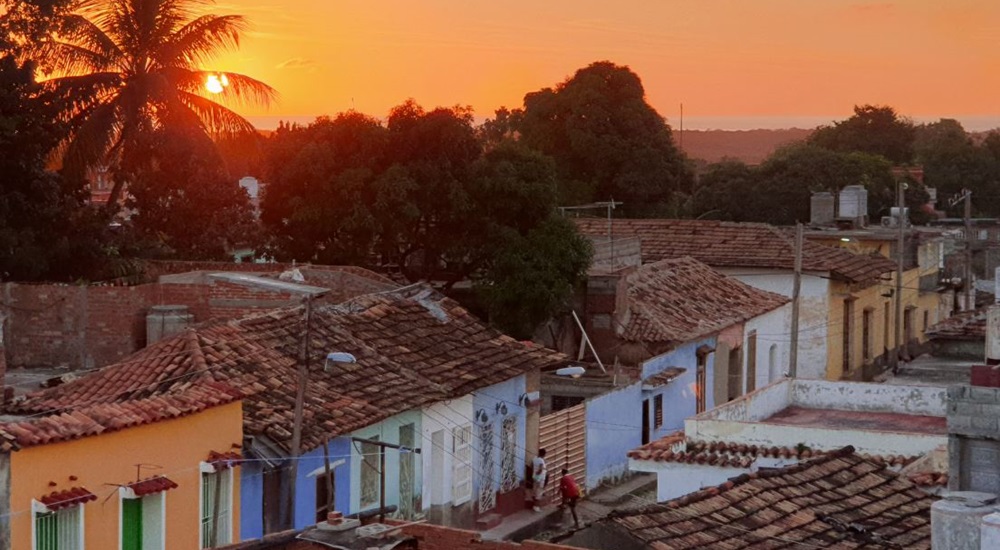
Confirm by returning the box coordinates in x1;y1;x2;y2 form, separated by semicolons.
44;72;124;117
157;14;248;68
58;12;124;66
165;67;277;107
63;99;123;176
176;91;257;136
41;41;116;75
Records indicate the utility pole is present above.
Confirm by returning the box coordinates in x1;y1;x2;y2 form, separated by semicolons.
789;222;802;378
287;294;315;526
894;182;906;370
351;437;421;523
965;190;973;311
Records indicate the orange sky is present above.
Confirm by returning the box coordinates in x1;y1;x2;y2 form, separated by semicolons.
208;0;1000;130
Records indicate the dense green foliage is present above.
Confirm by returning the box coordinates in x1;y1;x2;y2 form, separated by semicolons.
500;61;693;214
262;104;593;337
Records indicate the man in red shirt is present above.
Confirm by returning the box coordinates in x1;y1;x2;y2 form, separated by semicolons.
558;467;581;528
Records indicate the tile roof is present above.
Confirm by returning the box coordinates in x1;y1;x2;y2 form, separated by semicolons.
10;284;568;454
39;487;97;510
926;308;986;340
607;446;936;549
128;476;178;496
574;218;897;283
628;434;918;470
618;258;789;344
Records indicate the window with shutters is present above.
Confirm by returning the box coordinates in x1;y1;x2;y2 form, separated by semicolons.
33;504;82;550
360;437;381;509
653;395;663;429
121;490;165;550
451;425;472;504
200;466;233;548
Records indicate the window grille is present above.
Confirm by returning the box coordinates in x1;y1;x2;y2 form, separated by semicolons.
477;423;496;512
34;506;82;550
500;416;518;493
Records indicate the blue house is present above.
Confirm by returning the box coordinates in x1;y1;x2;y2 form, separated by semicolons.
542;257;790;488
209;283;567;539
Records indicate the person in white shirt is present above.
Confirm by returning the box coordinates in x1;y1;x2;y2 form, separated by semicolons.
531;448;548;512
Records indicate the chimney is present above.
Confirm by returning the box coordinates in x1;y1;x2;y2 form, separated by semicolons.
931;493;999;550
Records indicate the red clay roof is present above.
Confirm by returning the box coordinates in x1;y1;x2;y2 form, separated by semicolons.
128;476;178;496
11;284;567;454
39;487;97;510
618;258;788;344
926;308;986;341
574;218;896;283
628;434;918;469
608;446;935;549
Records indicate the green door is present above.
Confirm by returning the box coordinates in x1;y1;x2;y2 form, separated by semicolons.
121;498;143;550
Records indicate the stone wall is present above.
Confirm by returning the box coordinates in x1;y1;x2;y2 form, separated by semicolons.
947;385;1000;493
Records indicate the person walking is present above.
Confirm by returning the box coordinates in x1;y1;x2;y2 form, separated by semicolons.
558;467;581;527
532;449;548;512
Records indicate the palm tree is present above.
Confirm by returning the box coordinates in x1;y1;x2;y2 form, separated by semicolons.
40;0;276;207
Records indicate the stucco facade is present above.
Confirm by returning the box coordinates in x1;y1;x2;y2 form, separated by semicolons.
7;401;243;550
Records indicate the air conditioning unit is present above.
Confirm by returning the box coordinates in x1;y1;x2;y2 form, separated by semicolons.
881;216;898;228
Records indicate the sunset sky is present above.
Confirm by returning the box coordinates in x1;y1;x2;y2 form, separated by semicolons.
209;0;1000;130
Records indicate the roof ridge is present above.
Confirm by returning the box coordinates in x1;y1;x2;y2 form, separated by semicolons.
610;445;861;519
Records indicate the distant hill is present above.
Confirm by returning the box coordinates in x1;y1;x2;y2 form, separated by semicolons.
680;128;813;164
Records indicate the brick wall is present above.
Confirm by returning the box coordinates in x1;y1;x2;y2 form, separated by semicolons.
395;522;575;550
1;263;399;370
947;385;1000;493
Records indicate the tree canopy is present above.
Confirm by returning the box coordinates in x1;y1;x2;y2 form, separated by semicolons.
509;61;693;214
809;105;916;164
261;102;593;337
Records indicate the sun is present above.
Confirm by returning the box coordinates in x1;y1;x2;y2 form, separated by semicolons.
205;74;227;94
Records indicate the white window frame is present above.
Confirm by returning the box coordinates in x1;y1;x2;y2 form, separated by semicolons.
118;487;166;550
451;424;473;506
31;499;85;550
198;462;234;549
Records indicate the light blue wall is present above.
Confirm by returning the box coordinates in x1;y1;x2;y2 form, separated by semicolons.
471;376;528;500
292;437;353;529
348;409;423;517
239;437;353;539
584;382;643;490
641;336;718;441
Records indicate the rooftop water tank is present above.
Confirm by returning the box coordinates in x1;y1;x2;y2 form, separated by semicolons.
839;185;868;223
810;192;835;226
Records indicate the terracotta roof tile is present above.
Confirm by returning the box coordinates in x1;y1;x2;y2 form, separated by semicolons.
128;476;178;496
39;487;97;510
629;433;920;470
618;258;788;344
575;218;897;284
9;284;567;454
608;446;936;549
926;307;986;340
642;368;687;388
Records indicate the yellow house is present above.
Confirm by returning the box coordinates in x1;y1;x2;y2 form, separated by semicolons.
806;228;951;380
574;218;909;382
0;333;245;550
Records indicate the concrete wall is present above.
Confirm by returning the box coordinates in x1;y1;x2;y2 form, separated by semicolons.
697;378;792;422
743;304;792;389
790;379;946;416
649;462;747;502
946;385;1000;494
720;268;830;380
584;382;642;490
